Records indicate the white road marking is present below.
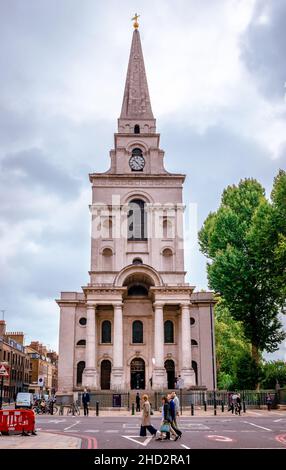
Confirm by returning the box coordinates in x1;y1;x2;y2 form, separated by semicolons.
47;419;66;424
105;430;119;433
181;444;190;449
243;421;271;431
123;423;140;428
183;423;209;429
64;420;80;431
84;430;99;433
207;435;233;442
274;419;283;422
122;435;153;447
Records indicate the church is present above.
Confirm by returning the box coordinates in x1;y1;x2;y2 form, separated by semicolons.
57;19;216;394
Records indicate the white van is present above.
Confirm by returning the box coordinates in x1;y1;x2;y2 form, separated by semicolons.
15;392;34;409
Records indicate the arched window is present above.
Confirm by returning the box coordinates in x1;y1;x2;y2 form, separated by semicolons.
191;339;198;346
132;258;143;265
102;217;112;239
192;360;198;385
190;317;195;326
76;361;85;385
163;217;173;238
134;124;140;134
164;320;174;343
162;248;173;271
128;199;147;240
102;320;111;343
102;247;113;270
76;340;86;346
132;320;143;343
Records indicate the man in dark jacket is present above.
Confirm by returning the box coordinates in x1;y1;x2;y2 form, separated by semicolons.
82;388;90;416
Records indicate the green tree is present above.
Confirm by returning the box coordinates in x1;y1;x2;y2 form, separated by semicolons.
199;172;286;366
261;361;286;389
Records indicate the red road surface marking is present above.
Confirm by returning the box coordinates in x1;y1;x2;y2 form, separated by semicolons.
275;434;286;446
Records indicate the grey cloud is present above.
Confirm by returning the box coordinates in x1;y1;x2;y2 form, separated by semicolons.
240;0;286;100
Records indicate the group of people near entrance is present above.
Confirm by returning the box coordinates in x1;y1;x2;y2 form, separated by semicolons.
140;392;182;441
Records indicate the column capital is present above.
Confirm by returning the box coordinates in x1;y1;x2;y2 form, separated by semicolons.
86;303;97;310
153;301;164;309
113;302;123;310
180;302;191;309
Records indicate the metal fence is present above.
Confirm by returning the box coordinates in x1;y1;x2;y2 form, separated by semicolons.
78;392;130;409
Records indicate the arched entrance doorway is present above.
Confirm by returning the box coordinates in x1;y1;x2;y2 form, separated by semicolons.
164;360;175;389
192;360;198;385
130;358;145;389
101;360;111;390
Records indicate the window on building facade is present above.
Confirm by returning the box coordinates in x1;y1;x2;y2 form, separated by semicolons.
76;361;85;385
134;124;140;134
164;320;174;343
128;199;147;240
132;320;143;343
101;320;112;343
132;257;143;265
79;317;87;326
191;339;198;346
76;340;86;346
190;317;195;326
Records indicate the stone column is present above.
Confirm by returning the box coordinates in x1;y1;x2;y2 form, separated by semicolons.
111;303;124;390
152;302;167;390
180;302;195;388
82;304;98;389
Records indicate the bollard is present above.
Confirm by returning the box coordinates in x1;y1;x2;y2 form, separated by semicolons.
191;404;194;416
204;401;207;412
243;401;246;413
132;403;135;415
96;401;99;416
221;402;224;413
214;399;217;416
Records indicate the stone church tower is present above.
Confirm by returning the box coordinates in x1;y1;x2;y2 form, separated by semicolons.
57;23;216;393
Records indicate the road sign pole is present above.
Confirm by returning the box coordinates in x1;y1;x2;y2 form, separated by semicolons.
0;376;4;410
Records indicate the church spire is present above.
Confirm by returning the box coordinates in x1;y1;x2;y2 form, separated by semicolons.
120;25;154;121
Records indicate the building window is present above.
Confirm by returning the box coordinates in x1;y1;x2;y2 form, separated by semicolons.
102;247;113;270
162;248;173;271
102;320;112;343
76;340;86;346
192;360;198;385
76;361;85;385
164;320;174;343
134;124;140;134
79;317;87;326
191;339;198;346
128;199;147;240
163;217;173;238
132;320;143;343
132;258;143;265
102;217;112;239
128;284;148;296
190;317;195;326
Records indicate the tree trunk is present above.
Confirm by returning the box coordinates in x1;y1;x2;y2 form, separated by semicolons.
251;344;259;365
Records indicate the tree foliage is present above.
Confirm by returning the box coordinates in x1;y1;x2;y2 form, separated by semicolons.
199;171;286;364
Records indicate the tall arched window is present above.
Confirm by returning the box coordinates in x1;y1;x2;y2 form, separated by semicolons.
162;248;173;271
76;361;85;385
128;199;147;240
102;320;111;343
164;320;174;343
134;124;140;134
132;320;143;343
102;247;113;270
163;217;173;238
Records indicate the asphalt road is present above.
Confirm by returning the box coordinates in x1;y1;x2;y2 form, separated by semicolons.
35;412;286;449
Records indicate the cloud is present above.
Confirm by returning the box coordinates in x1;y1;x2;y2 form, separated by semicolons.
240;0;286;101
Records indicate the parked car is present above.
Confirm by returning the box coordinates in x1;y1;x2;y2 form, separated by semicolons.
15;392;34;409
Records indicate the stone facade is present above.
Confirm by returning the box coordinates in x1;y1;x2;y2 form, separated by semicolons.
57;27;216;393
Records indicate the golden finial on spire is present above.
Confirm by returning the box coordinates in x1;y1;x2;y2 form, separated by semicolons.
132;13;140;29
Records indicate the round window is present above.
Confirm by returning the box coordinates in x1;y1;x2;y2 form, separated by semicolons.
79;317;87;326
190;317;195;326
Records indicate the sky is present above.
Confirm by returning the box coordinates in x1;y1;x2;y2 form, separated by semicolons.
0;0;285;357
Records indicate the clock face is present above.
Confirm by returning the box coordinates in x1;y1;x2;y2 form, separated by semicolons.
129;154;145;171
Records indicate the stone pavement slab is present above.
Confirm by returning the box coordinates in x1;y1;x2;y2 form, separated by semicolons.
0;432;81;449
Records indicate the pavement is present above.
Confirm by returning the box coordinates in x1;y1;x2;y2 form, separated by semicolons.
1;409;286;449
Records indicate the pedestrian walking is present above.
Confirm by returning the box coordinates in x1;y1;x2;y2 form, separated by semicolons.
157;396;179;441
169;393;182;439
82;388;90;416
140;394;159;438
136;392;141;412
171;391;180;427
235;393;241;415
266;393;272;411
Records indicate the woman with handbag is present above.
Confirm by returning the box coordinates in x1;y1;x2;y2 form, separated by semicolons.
157;396;179;441
140;394;159;438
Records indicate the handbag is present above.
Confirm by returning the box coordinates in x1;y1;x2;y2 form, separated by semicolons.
140;425;147;437
160;421;170;433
